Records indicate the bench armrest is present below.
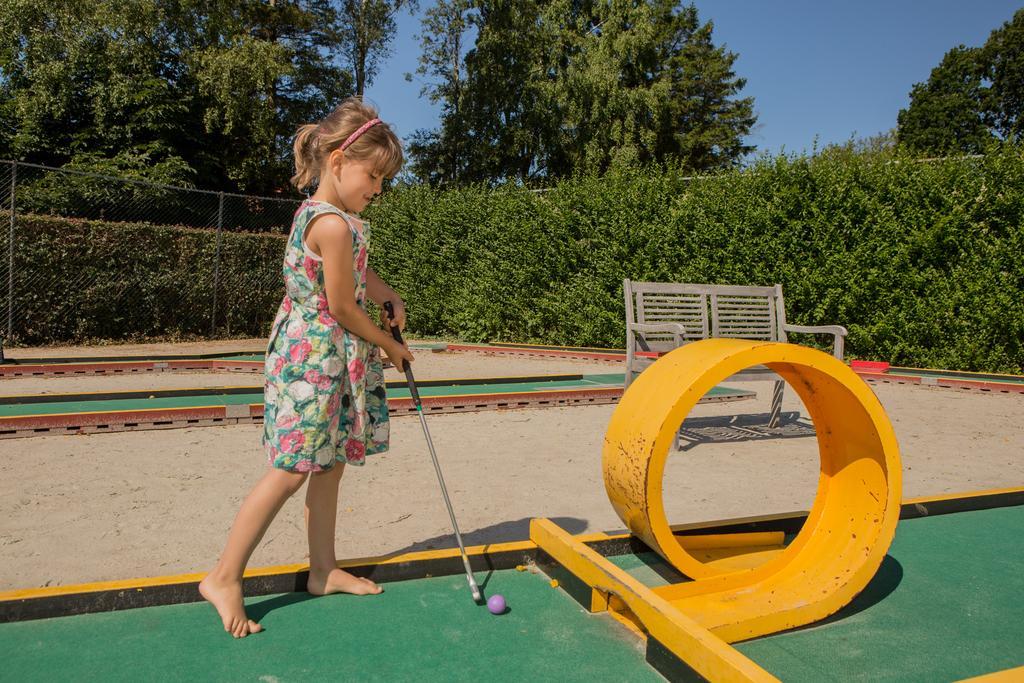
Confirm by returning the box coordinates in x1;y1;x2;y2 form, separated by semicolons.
627;322;687;350
783;324;848;359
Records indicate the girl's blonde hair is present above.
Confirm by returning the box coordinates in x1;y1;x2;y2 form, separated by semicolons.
291;98;404;191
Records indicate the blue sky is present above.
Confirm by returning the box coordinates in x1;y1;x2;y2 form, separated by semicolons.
364;1;1021;159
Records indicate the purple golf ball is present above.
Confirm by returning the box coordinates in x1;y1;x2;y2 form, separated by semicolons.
486;594;506;615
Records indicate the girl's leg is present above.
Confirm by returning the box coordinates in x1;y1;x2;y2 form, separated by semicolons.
200;468;308;638
304;462;383;596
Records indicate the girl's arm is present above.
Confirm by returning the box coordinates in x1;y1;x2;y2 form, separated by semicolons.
308;215;414;367
365;267;406;330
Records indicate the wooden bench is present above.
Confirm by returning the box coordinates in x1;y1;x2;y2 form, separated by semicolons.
624;280;847;427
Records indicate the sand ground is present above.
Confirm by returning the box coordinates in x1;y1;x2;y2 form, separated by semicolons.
1;340;1022;590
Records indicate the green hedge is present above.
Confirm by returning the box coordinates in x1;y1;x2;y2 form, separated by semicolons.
368;145;1023;373
8;145;1023;373
7;215;285;343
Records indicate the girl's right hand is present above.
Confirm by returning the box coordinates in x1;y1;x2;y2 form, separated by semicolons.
384;339;415;371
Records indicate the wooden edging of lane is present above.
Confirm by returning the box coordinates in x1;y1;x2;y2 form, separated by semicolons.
3;486;1021;624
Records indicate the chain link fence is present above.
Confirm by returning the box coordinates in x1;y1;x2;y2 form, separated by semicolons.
0;160;303;346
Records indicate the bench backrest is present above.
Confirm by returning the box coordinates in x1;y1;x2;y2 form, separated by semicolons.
624;280;787;351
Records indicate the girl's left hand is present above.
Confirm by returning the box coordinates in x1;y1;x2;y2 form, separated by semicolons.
381;298;406;331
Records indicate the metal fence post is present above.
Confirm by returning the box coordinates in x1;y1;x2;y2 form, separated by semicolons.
7;161;15;340
210;191;224;337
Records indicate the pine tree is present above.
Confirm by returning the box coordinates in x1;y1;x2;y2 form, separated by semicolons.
409;1;756;184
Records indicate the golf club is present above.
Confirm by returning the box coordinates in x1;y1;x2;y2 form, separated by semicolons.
383;302;483;604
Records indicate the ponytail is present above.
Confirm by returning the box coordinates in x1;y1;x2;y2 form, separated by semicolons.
290;123;320;191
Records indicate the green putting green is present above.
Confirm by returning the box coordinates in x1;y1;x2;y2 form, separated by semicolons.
598;506;1024;681
0;569;661;682
735;505;1024;682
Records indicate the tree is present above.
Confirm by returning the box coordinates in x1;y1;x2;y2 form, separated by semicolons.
0;1;191;177
980;8;1024;142
409;0;552;184
452;1;552;183
335;0;419;97
0;0;358;193
409;0;756;185
191;0;354;192
405;0;474;184
541;1;755;177
896;46;993;155
897;9;1024;155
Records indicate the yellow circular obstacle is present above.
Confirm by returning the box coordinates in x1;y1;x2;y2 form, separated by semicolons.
603;338;902;641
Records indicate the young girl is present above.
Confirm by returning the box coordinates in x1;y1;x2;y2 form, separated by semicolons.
200;98;415;638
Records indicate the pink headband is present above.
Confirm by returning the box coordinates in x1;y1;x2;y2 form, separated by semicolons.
340;118;382;151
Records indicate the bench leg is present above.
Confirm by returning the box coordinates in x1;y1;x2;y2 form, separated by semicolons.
768;380;785;428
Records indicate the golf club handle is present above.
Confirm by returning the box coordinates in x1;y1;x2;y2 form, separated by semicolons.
382;301;421;406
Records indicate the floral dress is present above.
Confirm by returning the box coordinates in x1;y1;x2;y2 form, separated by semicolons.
263;199;389;472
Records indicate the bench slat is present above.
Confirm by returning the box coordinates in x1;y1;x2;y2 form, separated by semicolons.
718;307;772;312
717;312;772;318
632;283;778;297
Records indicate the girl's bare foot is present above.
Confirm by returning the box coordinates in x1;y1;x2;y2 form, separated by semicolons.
307;567;383;596
199;574;263;638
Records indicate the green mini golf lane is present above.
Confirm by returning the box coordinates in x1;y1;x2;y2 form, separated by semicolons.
602;507;1024;682
0;569;661;682
735;505;1024;681
0;374;751;418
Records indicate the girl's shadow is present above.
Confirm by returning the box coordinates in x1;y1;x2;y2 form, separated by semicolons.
245;580;319;623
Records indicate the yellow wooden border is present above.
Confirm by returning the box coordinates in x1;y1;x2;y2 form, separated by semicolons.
677;532;784;549
904;487;1024;505
530;518;777;683
957;665;1024;682
587;485;1024;545
0;540;536;603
